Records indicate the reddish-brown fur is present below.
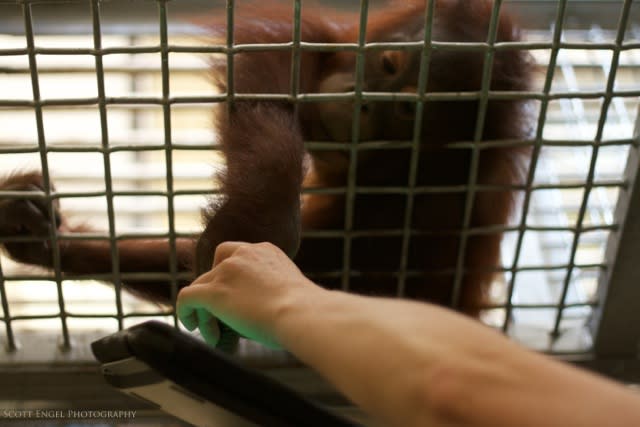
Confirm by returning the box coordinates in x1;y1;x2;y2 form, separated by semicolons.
0;1;532;315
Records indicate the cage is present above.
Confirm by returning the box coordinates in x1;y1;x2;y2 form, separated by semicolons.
0;0;639;424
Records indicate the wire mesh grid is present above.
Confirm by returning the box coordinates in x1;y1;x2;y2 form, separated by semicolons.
0;0;639;357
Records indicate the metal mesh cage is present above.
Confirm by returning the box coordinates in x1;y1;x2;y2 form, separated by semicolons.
0;0;639;385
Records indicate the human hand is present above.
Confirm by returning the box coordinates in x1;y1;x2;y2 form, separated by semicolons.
177;241;316;348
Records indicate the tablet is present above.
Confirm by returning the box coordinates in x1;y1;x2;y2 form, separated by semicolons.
91;320;362;427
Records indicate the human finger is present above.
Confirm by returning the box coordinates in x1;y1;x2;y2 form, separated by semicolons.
177;294;206;331
196;307;220;347
212;241;247;268
177;305;198;331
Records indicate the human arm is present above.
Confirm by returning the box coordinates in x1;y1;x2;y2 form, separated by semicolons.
177;242;640;427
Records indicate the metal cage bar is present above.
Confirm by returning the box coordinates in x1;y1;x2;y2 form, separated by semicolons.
289;0;302;103
340;0;369;292
2;88;640;108
91;0;125;330
2;40;640;59
21;1;71;349
552;0;634;337
503;0;569;332
1;0;637;34
0;263;15;351
396;1;436;298
158;0;180;326
0;137;635;153
589;105;640;358
451;0;504;307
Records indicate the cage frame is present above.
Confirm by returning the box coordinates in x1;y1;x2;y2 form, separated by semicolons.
0;0;639;417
